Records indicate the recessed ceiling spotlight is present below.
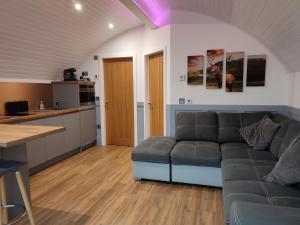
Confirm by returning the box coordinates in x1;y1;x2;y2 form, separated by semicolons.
108;23;114;29
74;2;82;11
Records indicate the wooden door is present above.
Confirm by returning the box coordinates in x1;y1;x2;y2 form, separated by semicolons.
104;58;134;146
148;52;164;136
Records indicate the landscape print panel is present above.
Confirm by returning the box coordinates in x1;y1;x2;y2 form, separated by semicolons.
187;55;204;85
206;49;224;89
226;51;244;92
246;54;267;86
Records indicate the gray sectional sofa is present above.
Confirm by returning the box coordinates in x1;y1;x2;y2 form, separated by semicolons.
132;111;300;225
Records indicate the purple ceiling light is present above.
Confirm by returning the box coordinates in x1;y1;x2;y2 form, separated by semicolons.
133;0;169;27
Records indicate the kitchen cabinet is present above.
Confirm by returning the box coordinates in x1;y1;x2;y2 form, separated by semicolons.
22;109;95;171
80;109;97;147
63;112;81;152
26;137;47;168
42;116;66;160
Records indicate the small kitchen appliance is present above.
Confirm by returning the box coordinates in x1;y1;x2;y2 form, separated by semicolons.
5;101;29;116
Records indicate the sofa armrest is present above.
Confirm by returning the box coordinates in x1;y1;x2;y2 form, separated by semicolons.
230;201;300;225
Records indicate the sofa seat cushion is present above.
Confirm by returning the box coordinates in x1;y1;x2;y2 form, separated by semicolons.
222;158;277;167
271;197;300;208
221;143;250;160
230;202;300;225
264;182;300;199
247;150;277;161
223;180;269;224
131;136;176;164
223;179;300;224
222;163;274;182
171;141;221;167
221;143;277;161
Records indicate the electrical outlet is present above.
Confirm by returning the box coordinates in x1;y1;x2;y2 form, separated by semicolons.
179;98;185;104
179;74;186;81
186;98;192;104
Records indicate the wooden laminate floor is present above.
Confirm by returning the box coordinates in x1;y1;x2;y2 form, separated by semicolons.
16;146;224;225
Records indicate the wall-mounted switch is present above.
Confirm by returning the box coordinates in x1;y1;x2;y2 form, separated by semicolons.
186;99;192;104
179;98;185;104
180;75;186;81
94;55;98;60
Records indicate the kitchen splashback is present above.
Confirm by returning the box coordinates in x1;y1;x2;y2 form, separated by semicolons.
0;82;52;115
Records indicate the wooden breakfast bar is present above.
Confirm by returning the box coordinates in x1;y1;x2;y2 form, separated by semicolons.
0;124;65;220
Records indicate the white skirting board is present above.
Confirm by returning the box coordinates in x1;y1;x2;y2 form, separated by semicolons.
172;165;223;187
132;161;170;182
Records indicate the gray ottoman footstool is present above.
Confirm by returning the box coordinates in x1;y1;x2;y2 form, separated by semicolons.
131;136;176;182
171;141;222;187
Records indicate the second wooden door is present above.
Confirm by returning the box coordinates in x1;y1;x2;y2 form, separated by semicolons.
104;58;134;146
148;52;164;136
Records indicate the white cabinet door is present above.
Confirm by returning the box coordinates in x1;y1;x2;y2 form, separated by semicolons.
63;113;81;152
80;109;97;147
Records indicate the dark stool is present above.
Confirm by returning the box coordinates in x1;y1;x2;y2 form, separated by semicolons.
0;160;35;225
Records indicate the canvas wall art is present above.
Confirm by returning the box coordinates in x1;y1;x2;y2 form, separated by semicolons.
206;49;224;89
187;55;204;85
246;54;266;86
226;51;244;92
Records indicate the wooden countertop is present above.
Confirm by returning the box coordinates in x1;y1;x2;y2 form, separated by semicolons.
0;124;65;148
0;105;95;124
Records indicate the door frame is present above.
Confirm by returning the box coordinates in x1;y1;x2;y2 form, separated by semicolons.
144;46;167;138
99;52;138;146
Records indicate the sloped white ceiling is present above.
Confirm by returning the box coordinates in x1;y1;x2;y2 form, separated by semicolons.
1;0;300;80
0;0;141;80
153;0;300;72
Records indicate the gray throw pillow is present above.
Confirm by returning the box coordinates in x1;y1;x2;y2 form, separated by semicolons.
240;116;280;150
264;135;300;185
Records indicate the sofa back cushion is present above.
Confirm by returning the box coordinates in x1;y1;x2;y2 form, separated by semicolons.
269;116;294;158
240;112;272;127
218;112;269;143
278;122;300;158
218;113;243;143
175;112;218;142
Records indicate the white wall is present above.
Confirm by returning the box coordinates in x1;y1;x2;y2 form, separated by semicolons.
80;11;293;107
78;10;297;143
79;25;171;102
79;25;171;144
290;72;300;109
170;22;292;105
